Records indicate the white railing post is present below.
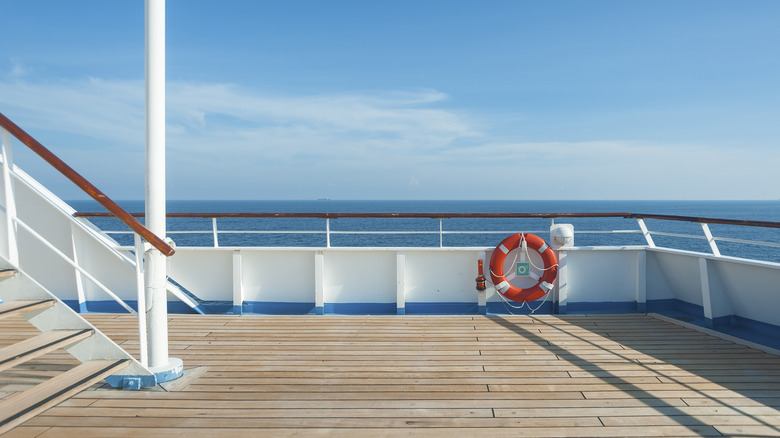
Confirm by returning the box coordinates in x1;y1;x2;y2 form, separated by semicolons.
635;250;647;313
326;218;331;248
212;217;219;247
314;250;325;314
701;223;720;256
134;235;149;367
396;252;406;315
1;128;19;266
70;222;88;313
637;218;655;247
232;250;243;313
439;219;443;248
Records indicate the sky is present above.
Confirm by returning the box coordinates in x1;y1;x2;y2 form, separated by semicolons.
1;0;779;201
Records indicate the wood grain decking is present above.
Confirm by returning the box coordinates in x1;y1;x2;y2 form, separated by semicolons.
2;313;780;437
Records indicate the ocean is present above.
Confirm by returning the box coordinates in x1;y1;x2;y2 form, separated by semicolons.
68;200;780;263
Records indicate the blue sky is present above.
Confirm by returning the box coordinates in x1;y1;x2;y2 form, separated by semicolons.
1;0;779;200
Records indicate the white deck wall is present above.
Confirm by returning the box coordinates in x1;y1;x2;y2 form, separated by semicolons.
1;162;778;328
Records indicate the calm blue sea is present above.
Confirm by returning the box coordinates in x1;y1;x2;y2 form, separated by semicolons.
68;200;780;263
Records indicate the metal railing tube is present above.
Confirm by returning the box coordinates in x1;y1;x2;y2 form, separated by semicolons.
0;112;174;256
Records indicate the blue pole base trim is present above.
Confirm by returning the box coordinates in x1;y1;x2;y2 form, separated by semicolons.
151;357;184;384
397;307;406;315
478;305;486;315
104;357;184;390
310;306;324;315
104;374;157;390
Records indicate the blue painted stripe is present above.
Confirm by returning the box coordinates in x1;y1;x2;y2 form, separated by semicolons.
405;302;479;315
324;303;396;315
486;301;555;315
242;302;315;315
62;300;203;315
647;298;705;319
566;301;637;314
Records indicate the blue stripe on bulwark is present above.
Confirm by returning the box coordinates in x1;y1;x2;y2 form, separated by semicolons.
324;303;396;315
486;301;555;315
405;302;479;315
647;298;705;319
566;301;637;314
64;300;139;314
198;302;235;314
721;316;780;350
242;301;316;315
62;300;80;313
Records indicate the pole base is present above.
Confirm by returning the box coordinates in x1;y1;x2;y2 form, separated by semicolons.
149;357;184;384
105;357;184;390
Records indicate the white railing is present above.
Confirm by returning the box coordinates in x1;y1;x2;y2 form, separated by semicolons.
2;125;189;367
77;212;780;263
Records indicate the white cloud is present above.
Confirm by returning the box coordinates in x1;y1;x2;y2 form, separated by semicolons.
8;59;29;78
1;74;777;200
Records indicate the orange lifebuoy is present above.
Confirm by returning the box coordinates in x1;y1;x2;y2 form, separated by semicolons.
489;233;558;302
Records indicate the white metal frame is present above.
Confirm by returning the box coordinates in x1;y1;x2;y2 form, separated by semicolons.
96;215;780;262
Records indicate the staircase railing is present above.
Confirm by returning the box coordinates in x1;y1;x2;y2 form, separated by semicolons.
0;111;174;367
0;112;174;256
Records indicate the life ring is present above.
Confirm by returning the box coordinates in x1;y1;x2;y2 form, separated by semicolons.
489;233;558;302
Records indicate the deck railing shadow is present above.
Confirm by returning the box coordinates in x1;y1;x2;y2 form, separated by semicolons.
487;314;780;436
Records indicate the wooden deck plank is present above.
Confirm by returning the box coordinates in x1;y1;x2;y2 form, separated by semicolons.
28;415;606;429
23;425;724;437
0;329;93;373
0;300;54;320
0;359;129;435
2;313;779;436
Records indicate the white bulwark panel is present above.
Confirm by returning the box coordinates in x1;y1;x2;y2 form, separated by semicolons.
563;249;639;304
403;250;480;303
323;250;396;304
240;250;315;303
168;250;233;301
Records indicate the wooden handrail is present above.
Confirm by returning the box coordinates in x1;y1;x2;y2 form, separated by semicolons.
0;112;174;256
72;211;780;229
626;213;780;229
75;212;633;219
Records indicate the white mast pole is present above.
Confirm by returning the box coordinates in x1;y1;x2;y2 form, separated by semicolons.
145;0;171;370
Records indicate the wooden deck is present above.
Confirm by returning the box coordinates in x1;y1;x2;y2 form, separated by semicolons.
2;313;780;437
